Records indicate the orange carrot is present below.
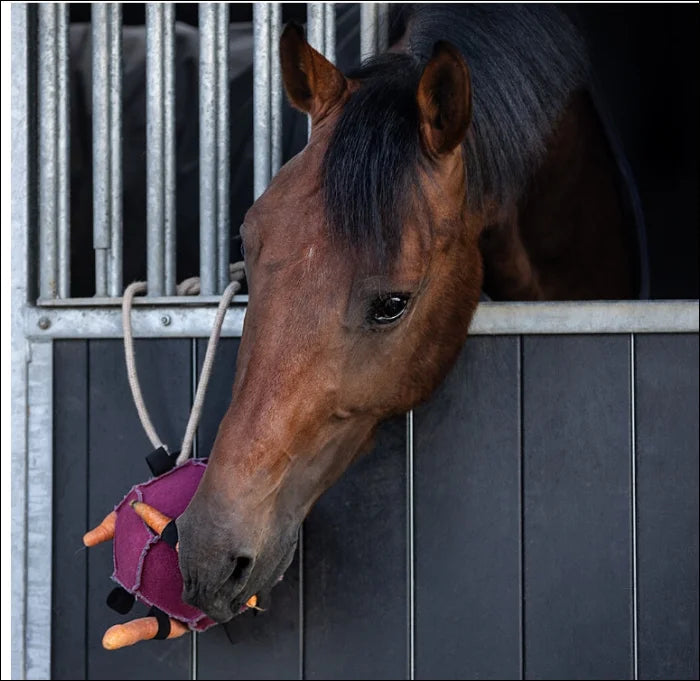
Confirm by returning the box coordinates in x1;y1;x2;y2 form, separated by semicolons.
83;511;117;547
130;500;172;535
247;595;264;610
102;616;188;650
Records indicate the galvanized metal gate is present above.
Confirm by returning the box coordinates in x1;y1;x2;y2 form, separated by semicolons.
11;4;699;680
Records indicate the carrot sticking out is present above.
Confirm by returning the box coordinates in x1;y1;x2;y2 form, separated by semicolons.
102;616;188;650
130;500;172;536
246;595;264;611
83;511;117;547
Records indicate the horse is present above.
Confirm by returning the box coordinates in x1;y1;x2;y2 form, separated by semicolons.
176;4;644;622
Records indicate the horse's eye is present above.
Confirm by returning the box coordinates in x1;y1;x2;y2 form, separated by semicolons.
368;293;410;325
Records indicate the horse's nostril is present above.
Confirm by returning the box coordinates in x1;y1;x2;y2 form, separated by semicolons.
231;555;251;582
227;554;254;595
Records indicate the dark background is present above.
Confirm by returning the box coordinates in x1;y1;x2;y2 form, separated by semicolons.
68;3;699;299
564;4;699;299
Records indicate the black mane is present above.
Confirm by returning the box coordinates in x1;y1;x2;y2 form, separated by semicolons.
322;4;589;264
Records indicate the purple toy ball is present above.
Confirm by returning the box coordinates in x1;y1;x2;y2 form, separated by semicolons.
111;458;217;633
85;457;261;649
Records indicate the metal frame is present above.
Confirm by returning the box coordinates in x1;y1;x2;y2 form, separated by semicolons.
12;6;30;678
22;301;700;341
24;342;54;681
13;7;57;679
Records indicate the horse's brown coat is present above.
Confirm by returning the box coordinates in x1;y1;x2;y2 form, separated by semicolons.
177;24;637;622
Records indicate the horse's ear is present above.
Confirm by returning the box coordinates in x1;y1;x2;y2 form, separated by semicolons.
280;22;347;120
416;41;472;157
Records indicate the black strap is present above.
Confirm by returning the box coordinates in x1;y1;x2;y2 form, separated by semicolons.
160;520;179;548
148;606;172;640
106;586;135;615
145;446;179;477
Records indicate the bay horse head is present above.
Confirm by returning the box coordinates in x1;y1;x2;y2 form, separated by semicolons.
177;23;483;622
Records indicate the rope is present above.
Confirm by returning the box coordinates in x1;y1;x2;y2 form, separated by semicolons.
176;276;241;465
123;281;162;450
122;262;246;467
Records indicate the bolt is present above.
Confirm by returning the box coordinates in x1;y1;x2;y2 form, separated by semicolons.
160;314;171;327
37;316;51;330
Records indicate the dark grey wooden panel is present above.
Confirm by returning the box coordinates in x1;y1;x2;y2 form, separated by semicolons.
635;334;699;680
198;553;301;680
87;339;192;680
523;335;632;680
196;338;301;680
414;336;522;681
303;415;408;680
52;341;89;679
194;337;240;459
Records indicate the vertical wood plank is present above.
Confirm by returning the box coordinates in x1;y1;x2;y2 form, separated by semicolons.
523;335;632;680
303;415;408;680
87;339;191;680
196;554;301;681
414;336;522;680
52;341;89;679
635;334;699;680
193;337;239;459
195;338;301;680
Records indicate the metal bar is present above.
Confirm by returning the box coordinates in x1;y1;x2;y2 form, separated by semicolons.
92;3;109;296
27;305;249;339
11;7;30;677
360;3;377;62
270;2;283;175
307;3;325;55
163;6;176;296
468;300;700;335
56;4;70;298
253;3;271;199
216;4;230;293
324;3;336;65
37;4;58;298
307;3;326;137
199;3;218;295
201;3;231;295
306;2;326;137
93;4;122;297
109;4;123;296
24;301;700;340
146;4;164;296
377;3;390;54
24;341;54;681
36;294;250;306
146;4;175;297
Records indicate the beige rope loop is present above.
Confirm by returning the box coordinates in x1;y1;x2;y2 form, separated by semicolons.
123;281;163;451
176;278;240;464
122;264;246;466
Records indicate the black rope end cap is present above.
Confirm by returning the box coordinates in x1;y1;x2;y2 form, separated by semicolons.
146;446;179;477
106;586;135;615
